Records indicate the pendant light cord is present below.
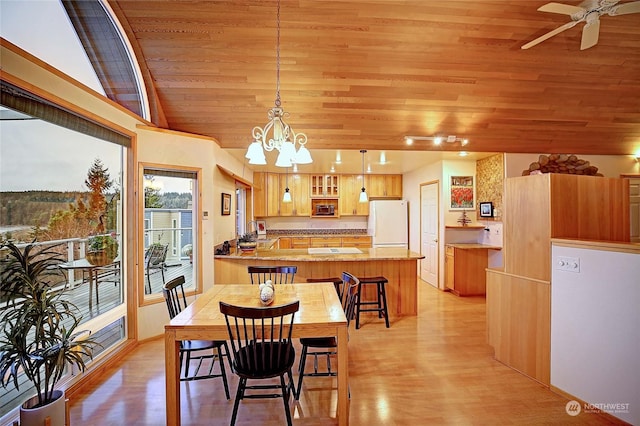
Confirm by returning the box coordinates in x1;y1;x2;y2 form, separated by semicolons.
275;0;281;108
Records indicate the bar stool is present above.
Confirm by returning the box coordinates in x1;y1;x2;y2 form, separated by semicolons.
306;277;344;298
355;276;389;329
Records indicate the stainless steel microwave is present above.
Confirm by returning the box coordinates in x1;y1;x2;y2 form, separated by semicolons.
315;204;335;215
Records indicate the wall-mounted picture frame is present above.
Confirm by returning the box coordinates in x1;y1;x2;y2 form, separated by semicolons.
450;176;474;210
479;201;493;218
221;193;231;216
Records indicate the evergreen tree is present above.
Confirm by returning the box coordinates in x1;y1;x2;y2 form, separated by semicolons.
85;158;113;233
144;176;163;208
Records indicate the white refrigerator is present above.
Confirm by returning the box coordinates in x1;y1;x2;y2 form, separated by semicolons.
367;200;408;248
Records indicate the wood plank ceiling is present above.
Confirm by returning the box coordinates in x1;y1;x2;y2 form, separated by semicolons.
107;0;640;168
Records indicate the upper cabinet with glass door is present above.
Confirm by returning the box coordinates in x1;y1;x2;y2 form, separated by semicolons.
310;174;339;198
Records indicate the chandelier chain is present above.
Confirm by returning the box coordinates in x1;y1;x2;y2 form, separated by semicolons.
275;0;281;107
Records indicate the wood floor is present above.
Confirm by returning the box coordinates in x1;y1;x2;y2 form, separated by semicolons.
68;282;622;425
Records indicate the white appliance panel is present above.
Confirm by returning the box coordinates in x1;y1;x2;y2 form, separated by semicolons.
368;200;408;247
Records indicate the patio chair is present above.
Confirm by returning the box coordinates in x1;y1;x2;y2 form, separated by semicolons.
220;300;300;426
145;243;168;293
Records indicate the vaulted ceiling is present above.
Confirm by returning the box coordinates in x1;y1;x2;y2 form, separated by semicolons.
104;0;640;172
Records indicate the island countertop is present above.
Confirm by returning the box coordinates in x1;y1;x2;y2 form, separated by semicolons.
215;247;424;262
214;247;424;318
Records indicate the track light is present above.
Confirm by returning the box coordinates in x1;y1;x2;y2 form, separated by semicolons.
404;135;470;148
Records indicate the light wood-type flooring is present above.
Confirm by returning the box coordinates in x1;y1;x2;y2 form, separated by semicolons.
68;282;622;425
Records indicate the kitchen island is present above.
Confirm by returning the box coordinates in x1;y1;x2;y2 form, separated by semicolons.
214;247;424;319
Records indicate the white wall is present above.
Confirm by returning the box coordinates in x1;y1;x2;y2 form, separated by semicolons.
551;244;640;425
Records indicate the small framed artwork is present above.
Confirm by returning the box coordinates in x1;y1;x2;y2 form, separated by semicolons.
479;201;493;218
450;176;474;210
221;193;231;216
256;220;267;237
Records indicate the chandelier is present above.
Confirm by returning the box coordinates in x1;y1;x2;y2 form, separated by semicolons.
245;0;311;168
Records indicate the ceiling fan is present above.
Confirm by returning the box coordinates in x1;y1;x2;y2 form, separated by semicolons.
522;0;640;50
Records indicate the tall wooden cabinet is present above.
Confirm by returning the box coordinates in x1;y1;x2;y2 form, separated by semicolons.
339;174;369;216
253;172;310;217
486;174;630;386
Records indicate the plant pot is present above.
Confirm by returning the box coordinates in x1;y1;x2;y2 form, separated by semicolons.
20;390;66;426
86;250;115;266
238;242;257;252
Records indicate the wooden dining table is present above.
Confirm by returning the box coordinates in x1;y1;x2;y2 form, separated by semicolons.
164;282;350;425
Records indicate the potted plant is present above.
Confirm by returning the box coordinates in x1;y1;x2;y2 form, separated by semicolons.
0;241;98;426
86;233;119;266
237;232;257;252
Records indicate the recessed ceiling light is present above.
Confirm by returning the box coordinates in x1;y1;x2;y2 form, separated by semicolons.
434;137;443;145
459;151;468;157
380;152;386;164
335;151;342;164
405;137;414;145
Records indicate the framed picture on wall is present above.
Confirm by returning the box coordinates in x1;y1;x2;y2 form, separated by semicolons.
221;193;231;215
479;201;493;218
450;176;474;210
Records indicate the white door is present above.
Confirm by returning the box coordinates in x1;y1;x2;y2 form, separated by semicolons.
421;182;439;287
630;178;640;243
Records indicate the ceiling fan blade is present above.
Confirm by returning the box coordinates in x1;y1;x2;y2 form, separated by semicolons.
521;21;579;49
612;1;640;15
580;19;600;50
538;2;585;15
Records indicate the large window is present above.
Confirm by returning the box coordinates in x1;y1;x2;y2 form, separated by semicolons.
141;168;198;299
0;99;128;419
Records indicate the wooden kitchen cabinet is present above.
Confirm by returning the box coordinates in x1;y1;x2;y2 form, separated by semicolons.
253;172;268;217
310;236;342;247
277;237;292;249
280;173;310;216
341;235;372;248
368;174;402;199
290;236;310;249
445;244;490;296
266;173;282;217
310;174;339;198
339;174;369;216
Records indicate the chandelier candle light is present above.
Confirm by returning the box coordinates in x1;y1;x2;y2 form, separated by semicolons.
245;0;311;168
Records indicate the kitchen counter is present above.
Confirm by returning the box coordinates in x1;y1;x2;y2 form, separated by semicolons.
214;247;425;319
216;247;422;261
446;243;502;250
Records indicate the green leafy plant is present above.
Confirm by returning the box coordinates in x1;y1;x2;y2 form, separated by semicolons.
0;242;98;408
238;233;257;243
87;234;118;260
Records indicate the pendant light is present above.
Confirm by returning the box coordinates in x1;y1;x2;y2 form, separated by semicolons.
359;149;368;203
283;167;292;203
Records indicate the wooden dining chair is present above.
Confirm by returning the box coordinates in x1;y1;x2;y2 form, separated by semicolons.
247;265;297;285
220;300;300;426
162;276;231;399
295;271;359;400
